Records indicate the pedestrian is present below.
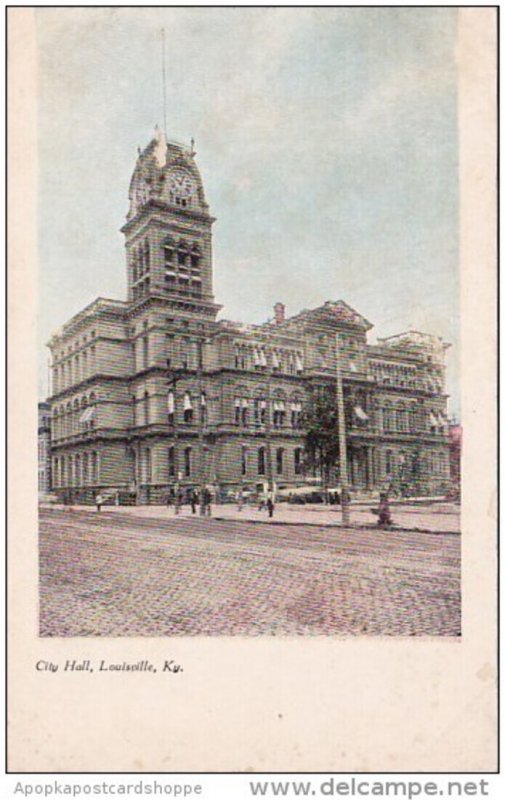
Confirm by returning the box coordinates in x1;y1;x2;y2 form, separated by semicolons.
204;487;212;517
377;492;392;528
95;492;104;513
237;488;244;512
266;493;274;518
190;490;198;514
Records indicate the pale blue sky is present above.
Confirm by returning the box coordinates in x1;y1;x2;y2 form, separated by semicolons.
36;7;460;414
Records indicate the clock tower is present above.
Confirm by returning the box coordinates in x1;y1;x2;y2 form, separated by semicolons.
121;128;219;320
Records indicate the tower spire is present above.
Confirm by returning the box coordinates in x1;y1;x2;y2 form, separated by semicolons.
161;28;168;139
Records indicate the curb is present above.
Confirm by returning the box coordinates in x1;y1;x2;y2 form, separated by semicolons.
42;507;460;536
211;516;459;536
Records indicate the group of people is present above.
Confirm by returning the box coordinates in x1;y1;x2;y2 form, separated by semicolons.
166;486;213;516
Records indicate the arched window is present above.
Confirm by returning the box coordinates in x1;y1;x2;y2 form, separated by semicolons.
184;447;192;477
167;390;175;425
91;451;98;484
385;450;394;476
183;392;193;424
273;397;286;427
276;448;284;475
144;448;152;483
168;446;175;477
290;397;303;428
258;447;266;476
294;448;303;476
144;391;150;425
254;396;267;427
143;335;149;368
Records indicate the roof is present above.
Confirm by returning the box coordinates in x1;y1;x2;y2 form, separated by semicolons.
261;300;373;333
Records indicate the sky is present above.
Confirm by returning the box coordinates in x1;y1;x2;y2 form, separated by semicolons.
35;7;460;415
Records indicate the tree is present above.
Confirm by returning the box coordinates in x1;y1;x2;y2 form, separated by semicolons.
301;383;342;493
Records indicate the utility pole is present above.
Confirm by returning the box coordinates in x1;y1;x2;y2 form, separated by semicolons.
266;363;273;497
196;337;207;517
167;366;180;514
335;333;350;525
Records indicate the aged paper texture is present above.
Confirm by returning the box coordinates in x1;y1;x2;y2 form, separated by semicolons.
7;7;497;772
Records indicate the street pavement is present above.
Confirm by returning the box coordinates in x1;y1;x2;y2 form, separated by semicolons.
45;500;460;534
39;507;461;637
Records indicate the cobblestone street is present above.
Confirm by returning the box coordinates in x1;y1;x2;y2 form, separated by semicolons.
39;507;461;637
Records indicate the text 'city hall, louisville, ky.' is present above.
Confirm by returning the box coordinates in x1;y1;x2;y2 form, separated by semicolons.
47;129;451;504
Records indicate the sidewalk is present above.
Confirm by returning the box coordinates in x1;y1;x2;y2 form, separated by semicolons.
45;501;461;534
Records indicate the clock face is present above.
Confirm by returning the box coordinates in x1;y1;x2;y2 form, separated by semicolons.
169;170;196;199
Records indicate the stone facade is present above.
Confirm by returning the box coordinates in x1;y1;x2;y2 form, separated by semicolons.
47;130;452;503
38;401;52;495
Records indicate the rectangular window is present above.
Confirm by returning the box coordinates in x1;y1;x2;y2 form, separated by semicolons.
168;447;175;477
241;447;247;476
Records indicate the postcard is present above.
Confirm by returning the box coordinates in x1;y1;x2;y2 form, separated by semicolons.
7;6;497;773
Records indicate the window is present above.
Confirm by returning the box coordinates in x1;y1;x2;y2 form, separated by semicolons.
234;397;249;425
200;392;207;423
91;451;98;484
177;244;188;267
184;447;192;477
241;447;247;476
258;447;266;476
294;448;303;475
397;407;408;432
168;447;175;477
82;454;88;486
273;400;286;427
382;405;395;432
385;450;394;476
167;390;175;425
183;393;193;424
190;247;201;270
144;240;150;272
164;238;175;265
276;448;284;475
241;399;249;426
144;391;150;425
144;448;152;482
291;401;302;428
142;335;149;368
